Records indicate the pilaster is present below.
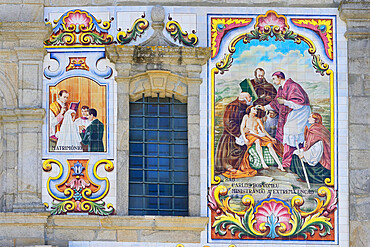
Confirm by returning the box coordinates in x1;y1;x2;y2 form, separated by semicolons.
0;109;45;212
339;1;370;246
0;21;49;212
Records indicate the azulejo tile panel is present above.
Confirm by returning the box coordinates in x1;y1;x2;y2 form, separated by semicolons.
207;9;340;244
43;159;114;215
41;6;202;217
42;9;117;215
41;6;348;245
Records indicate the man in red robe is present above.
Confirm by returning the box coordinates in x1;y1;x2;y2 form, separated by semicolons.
265;71;311;168
290;113;331;184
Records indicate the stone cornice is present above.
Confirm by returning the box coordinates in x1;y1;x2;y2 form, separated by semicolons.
339;1;370;38
339;1;370;21
106;45;211;67
0;22;51;46
0;108;45;122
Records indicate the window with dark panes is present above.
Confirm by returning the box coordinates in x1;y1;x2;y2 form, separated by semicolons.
129;94;188;216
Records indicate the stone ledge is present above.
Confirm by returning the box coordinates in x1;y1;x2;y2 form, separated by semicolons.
12;202;47;213
0;213;208;245
0;212;49;225
48;215;208;231
46;215;208;245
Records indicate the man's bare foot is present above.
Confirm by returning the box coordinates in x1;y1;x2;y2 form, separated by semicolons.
262;164;269;169
278;166;286;172
296;178;305;182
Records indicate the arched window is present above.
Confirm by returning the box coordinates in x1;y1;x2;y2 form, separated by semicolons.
129;94;188;216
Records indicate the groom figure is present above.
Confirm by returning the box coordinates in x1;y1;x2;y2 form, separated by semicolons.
80;108;105;152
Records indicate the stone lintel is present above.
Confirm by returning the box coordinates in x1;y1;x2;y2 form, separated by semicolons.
125;70;195;103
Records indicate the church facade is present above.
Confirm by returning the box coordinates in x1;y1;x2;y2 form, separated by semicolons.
0;1;368;246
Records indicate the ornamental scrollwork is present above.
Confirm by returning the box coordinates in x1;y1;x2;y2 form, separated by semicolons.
43;159;115;215
44;9;114;46
292;18;334;60
166;20;198;47
117;18;149;44
208;186;337;240
211;18;253;58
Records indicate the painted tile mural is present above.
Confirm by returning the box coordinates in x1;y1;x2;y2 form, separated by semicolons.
41;6;199;217
42;9;117;215
48;77;107;153
39;6;347;244
208;10;338;243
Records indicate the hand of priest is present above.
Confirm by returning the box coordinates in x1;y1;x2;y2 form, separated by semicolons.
277;97;285;105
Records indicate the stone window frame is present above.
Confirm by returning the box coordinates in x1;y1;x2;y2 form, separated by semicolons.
110;66;204;216
128;86;189;216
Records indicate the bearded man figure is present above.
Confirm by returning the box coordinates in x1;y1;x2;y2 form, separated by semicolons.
250;68;277;106
215;89;257;177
